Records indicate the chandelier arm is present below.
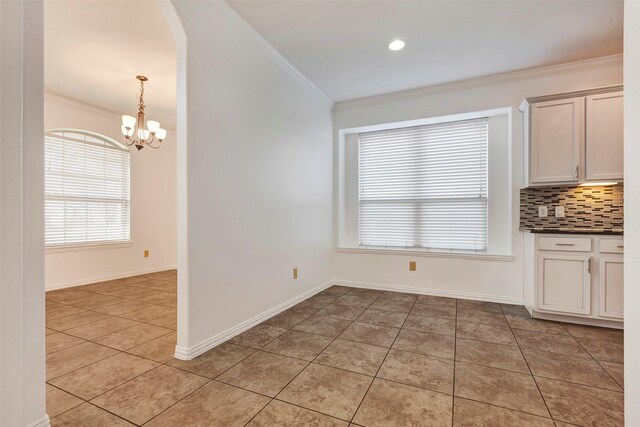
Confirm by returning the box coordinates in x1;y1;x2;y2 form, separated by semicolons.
146;134;162;149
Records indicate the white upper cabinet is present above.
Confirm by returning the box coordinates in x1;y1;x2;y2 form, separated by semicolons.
530;98;583;184
522;86;623;186
586;91;624;181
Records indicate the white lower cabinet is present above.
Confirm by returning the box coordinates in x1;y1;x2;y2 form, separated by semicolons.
527;234;623;325
538;254;591;315
598;255;624;319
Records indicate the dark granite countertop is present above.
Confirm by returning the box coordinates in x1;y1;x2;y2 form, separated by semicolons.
520;227;623;235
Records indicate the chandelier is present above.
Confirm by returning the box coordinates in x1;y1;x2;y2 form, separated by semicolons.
121;75;166;150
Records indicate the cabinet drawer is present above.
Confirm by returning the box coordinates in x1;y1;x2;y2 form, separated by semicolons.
538;236;591;252
600;239;624;254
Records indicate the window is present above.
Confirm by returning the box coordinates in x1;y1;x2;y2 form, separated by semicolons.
45;129;131;247
358;118;488;251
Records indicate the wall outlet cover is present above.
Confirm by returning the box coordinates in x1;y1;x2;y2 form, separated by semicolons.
409;261;416;271
293;268;298;279
144;250;150;258
538;206;548;218
555;206;565;218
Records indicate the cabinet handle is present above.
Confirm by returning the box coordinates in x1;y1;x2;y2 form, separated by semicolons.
574;165;580;179
617;245;624;249
587;258;591;274
555;243;575;246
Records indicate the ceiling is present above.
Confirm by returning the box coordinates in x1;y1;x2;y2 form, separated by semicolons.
228;0;624;102
44;1;623;119
44;1;176;129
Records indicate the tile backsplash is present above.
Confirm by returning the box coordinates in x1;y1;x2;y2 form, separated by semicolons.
519;185;623;231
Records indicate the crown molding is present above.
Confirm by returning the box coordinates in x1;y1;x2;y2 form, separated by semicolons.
334;54;623;112
209;1;334;108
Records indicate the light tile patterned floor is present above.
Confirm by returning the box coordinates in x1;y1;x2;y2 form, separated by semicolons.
46;273;624;426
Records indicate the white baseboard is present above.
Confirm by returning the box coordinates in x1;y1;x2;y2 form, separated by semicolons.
45;265;178;291
532;310;624;329
335;280;524;305
174;279;335;360
28;414;51;427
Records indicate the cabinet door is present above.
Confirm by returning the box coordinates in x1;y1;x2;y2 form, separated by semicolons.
537;254;591;315
598;255;624;319
530;98;583;184
586;92;624;181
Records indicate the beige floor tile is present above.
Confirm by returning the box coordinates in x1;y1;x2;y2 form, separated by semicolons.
403;313;455;336
46;341;119;380
315;339;388;376
504;313;567;335
457;309;507;327
294;298;332;314
456;322;517;346
454;362;549;417
346;288;383;299
248;399;348;426
262;308;312;329
93;323;174;350
576;336;624;363
410;303;456;319
91;365;209;425
73;294;124;311
306;293;342;306
356;308;408;328
227;324;288;349
262;330;333;361
523;348;622;391
338;322;399;347
277;363;372;421
65;317;140;340
46;384;83;418
46;327;58;335
500;304;531;316
562;323;623;344
455;338;529;373
369;298;414;313
51;403;135;426
139;291;177;307
601;361;624;388
145;381;269;427
537;377;624;427
293;314;352;338
145;313;177;329
378;349;454;394
168;342;255;378
46;332;85;354
457;300;503;314
46;311;111;332
416;295;456;306
49;353;159;400
217;351;307;396
46;290;96;306
353;378;452;427
393;329;455;359
91;299;152;316
317;303;366;320
127;331;177;363
46;305;88;321
512;328;590;358
453;397;554;427
119;304;174;322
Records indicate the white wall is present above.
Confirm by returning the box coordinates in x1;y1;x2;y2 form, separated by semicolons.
333;57;622;303
0;1;48;425
624;1;640;424
166;1;334;358
44;95;177;289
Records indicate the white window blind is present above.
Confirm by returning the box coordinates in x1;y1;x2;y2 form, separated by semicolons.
358;118;488;251
45;130;131;247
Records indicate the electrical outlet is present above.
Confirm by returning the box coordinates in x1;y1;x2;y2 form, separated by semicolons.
293;268;298;279
555;206;565;218
409;261;416;271
144;250;150;258
538;206;548;218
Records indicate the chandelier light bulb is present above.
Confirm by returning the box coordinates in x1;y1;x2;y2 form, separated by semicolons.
147;120;160;133
156;128;167;141
122;115;136;128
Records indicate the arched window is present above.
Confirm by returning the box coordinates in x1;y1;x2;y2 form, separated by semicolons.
45;129;131;247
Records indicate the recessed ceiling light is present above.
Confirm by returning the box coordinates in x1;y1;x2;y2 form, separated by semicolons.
388;40;405;51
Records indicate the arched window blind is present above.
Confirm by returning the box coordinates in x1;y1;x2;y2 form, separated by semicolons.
45;130;131;247
358;118;488;251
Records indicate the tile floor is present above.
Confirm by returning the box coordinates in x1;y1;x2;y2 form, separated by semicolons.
46;272;624;426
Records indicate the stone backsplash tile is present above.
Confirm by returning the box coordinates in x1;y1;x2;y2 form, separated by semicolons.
519;185;623;231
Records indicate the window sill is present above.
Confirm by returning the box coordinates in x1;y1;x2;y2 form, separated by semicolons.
335;246;514;261
46;241;133;254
